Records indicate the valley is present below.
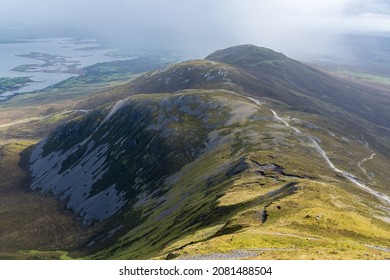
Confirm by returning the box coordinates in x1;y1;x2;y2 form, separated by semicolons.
1;43;390;260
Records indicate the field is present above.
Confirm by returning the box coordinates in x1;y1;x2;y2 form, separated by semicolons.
0;77;33;94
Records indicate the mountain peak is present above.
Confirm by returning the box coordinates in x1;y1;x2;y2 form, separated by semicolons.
206;44;288;67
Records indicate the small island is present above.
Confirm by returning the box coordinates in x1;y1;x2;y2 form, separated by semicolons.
0;77;33;94
12;52;82;74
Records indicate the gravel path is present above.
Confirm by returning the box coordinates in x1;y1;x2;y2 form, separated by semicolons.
365;244;390;252
178;248;296;260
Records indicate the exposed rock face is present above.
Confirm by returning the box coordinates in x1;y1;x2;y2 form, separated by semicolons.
261;209;269;224
28;91;240;225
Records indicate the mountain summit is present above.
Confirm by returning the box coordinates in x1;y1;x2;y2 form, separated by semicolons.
206;44;288;66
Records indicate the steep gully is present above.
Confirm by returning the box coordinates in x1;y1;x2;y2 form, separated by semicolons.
248;97;390;206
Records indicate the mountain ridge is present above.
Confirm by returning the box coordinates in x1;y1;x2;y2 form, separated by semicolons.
23;44;390;259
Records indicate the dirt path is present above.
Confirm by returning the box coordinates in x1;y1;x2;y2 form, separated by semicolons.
358;153;376;174
0;109;91;128
357;136;376;177
178;248;296;260
0;116;45;128
249;97;390;206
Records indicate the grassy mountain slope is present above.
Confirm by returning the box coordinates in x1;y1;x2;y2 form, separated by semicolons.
19;45;390;259
0;141;96;259
207;45;390;155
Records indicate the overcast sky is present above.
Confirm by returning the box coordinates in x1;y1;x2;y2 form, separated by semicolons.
1;0;390;57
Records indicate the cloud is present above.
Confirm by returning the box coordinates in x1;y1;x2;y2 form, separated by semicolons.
1;0;390;57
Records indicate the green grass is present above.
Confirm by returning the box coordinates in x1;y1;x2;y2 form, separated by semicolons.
0;77;33;93
332;68;390;84
0;140;96;256
0;250;73;260
52;57;169;90
165;178;390;260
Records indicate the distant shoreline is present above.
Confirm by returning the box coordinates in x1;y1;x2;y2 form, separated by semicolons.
0;37;125;100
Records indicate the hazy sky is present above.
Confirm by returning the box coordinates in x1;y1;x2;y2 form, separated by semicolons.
1;0;390;57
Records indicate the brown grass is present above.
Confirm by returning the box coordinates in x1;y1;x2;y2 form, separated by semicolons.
0;141;96;253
